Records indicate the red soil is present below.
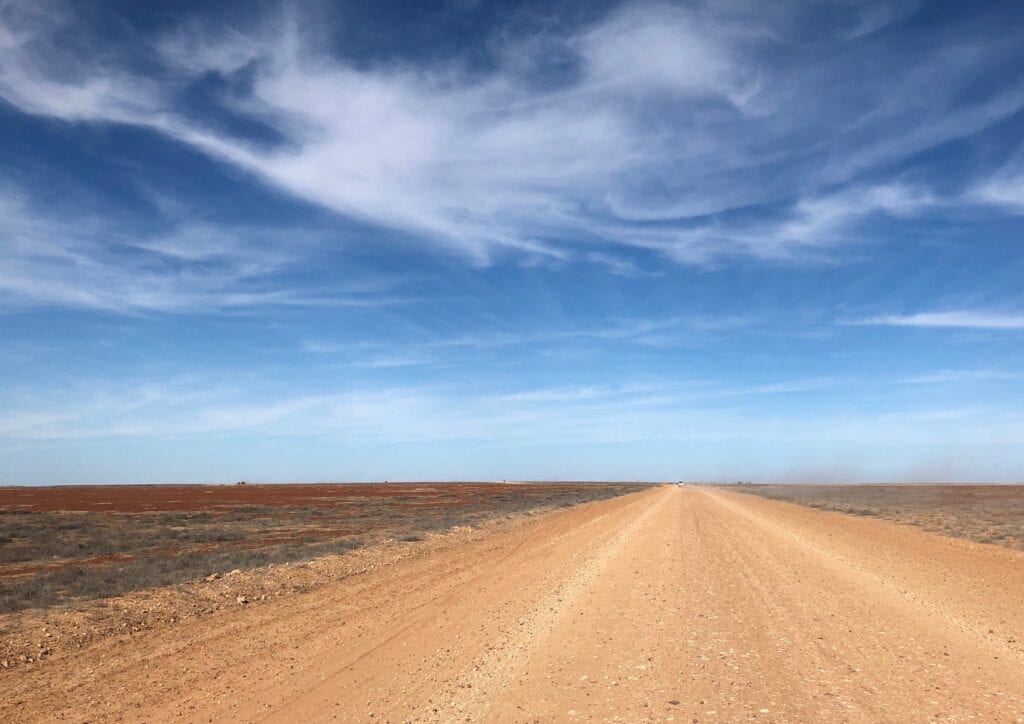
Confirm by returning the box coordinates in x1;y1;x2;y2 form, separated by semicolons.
0;482;580;513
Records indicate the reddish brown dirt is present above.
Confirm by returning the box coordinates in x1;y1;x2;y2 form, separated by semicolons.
2;554;137;578
0;482;618;513
1;482;644;612
3;485;1023;722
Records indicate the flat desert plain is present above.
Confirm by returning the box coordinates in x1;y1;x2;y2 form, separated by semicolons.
2;483;1024;722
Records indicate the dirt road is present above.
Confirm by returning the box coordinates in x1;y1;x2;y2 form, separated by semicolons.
5;485;1024;722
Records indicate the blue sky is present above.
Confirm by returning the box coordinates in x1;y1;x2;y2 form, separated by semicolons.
1;0;1023;484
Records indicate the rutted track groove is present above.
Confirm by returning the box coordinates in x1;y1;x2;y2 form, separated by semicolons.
261;493;656;721
431;489;670;721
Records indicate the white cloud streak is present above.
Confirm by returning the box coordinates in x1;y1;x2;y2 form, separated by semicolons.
4;372;1024;484
302;315;753;367
898;369;1018;384
970;175;1024;214
0;0;1016;273
0;190;397;312
850;311;1024;330
0;374;827;441
1;376;1020;457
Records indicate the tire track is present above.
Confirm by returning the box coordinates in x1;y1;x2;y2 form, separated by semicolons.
431;490;670;721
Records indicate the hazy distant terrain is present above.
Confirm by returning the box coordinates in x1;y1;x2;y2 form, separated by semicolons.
733;484;1024;550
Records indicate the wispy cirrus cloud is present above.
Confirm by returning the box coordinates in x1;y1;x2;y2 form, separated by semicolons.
964;141;1024;213
848;311;1024;330
0;374;850;442
0;0;1018;272
2;376;1020;470
970;174;1024;214
0;189;398;312
898;369;1018;384
303;315;753;367
628;182;940;263
4;369;1024;483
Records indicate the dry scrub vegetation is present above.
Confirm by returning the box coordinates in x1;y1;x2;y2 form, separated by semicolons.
0;482;648;673
733;484;1024;550
0;483;647;613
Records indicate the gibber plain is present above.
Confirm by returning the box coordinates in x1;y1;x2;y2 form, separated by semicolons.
2;481;1023;722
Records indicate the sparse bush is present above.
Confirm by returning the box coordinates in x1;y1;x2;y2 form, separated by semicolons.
734;484;1024;552
0;483;648;613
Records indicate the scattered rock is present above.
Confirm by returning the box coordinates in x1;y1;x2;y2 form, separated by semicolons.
236;596;249;605
205;573;222;582
227;569;243;577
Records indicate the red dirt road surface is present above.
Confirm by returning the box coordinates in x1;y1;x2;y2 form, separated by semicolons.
4;485;1024;722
